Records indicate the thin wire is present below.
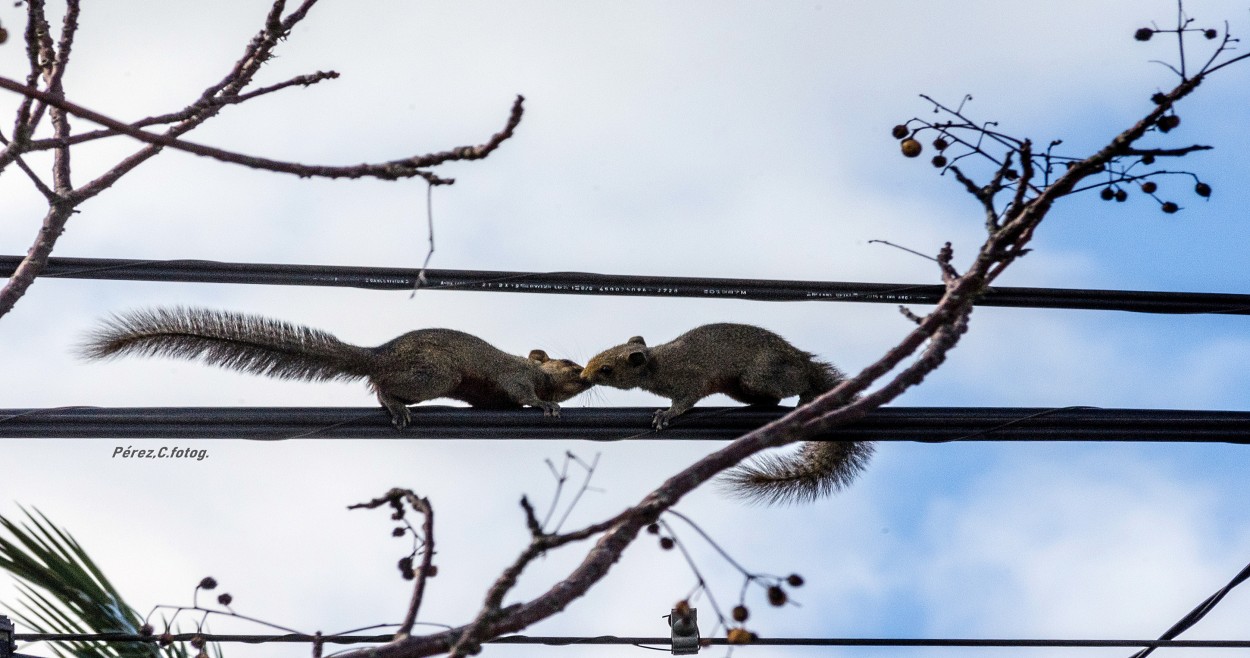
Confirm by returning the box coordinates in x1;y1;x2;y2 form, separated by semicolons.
1128;558;1250;658
410;182;436;297
12;633;1250;648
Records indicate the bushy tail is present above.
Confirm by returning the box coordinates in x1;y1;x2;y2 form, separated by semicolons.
79;307;373;382
719;440;875;505
717;356;873;505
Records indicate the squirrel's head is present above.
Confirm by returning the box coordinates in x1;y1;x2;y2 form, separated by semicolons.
580;336;650;389
528;349;594;402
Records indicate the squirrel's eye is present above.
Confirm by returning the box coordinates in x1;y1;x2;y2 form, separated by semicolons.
599;366;613;376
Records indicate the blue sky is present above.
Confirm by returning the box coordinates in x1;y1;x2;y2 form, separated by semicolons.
2;2;1249;657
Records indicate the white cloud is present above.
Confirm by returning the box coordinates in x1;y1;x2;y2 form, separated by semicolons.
911;449;1241;639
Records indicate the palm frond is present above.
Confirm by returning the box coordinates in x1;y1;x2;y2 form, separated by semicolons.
0;507;200;658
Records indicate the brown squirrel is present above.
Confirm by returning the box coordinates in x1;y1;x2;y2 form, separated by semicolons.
580;323;873;504
80;307;592;428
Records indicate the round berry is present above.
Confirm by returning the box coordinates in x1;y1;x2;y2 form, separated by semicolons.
767;585;788;606
933;137;949;151
786;574;805;587
1114;188;1128;202
1161;201;1179;214
1134;28;1154;41
931;155;948;168
1099;187;1115;201
1205;29;1218;40
1141;181;1158;194
900;139;923;158
732;605;750;622
891;124;909;139
1195;182;1212;197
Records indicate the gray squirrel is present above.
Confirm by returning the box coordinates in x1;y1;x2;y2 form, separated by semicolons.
580;322;873;504
80;307;592;428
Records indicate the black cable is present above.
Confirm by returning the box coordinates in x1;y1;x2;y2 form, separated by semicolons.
11;633;1250;649
2;406;1249;442
5;255;1250;315
1128;558;1250;658
11;558;1250;651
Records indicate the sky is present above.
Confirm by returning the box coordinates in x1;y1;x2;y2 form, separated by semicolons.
2;1;1250;657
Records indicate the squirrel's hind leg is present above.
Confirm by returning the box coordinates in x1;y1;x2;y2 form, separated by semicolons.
375;390;413;428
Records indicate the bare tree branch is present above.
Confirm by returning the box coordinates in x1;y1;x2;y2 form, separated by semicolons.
22;71;341;151
348;490;437;640
0;0;524;322
0;77;526;188
0;130;56;200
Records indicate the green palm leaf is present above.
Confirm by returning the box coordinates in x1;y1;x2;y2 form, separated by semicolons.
0;508;206;658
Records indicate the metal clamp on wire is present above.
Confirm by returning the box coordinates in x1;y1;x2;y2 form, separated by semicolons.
0;616;37;658
668;605;700;655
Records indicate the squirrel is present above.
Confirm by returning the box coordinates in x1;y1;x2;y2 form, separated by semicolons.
580;322;873;505
79;307;593;428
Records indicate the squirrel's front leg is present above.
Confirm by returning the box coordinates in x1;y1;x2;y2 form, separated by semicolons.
507;382;561;418
653;396;699;429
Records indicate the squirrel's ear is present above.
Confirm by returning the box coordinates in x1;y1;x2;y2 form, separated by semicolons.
626;350;648;367
627;336;646;346
528;349;550;363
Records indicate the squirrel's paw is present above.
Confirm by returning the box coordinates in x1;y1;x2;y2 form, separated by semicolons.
389;407;412;430
652;408;676;429
538;401;561;418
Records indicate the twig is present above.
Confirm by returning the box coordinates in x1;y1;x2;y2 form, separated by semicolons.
22;71;342;151
411;183;436;296
347;489;436;640
866;240;940;264
553;453;600;534
0;77;526;186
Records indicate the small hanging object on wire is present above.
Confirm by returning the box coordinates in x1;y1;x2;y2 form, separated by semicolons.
668;604;700;655
411;182;436;298
0;616;11;658
0;616;36;658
